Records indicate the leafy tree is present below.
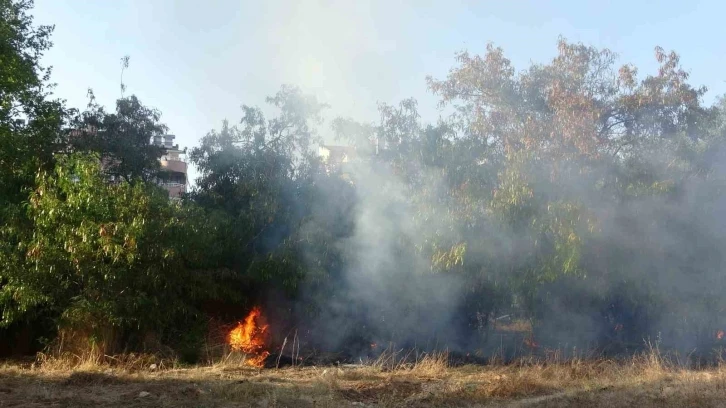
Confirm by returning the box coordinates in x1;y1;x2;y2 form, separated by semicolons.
0;0;65;209
424;39;726;351
189;86;328;314
1;153;229;354
0;0;67;352
69;93;167;183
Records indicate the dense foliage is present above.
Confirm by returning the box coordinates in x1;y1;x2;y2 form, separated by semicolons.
3;1;726;359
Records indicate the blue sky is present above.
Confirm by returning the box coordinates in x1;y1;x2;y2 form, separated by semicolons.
34;0;726;178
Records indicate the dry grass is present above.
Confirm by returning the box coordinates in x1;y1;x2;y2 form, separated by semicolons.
494;319;533;333
3;348;726;407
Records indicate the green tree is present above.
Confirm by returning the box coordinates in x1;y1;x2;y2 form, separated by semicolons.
69;93;167;183
1;153;229;354
0;0;67;352
189;86;328;312
0;0;65;209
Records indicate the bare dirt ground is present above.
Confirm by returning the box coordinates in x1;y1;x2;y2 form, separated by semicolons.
3;354;726;407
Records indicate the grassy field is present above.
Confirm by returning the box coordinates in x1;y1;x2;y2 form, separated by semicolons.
3;350;726;407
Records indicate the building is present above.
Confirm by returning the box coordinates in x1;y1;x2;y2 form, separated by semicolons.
67;126;188;199
154;134;188;199
318;140;379;176
318;145;357;172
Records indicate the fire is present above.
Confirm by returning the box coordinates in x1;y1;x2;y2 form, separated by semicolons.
228;306;270;367
717;330;724;340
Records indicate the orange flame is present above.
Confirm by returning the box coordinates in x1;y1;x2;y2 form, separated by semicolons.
717;330;724;340
228;306;270;367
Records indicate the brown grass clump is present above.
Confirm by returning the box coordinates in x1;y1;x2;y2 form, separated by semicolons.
495;318;533;333
35;350;176;372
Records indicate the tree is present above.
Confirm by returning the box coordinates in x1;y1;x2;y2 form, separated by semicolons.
427;39;708;161
1;153;231;356
188;86;328;311
0;0;65;209
69;93;167;183
0;0;67;352
426;39;726;352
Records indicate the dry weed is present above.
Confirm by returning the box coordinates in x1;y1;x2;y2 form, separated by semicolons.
4;347;726;407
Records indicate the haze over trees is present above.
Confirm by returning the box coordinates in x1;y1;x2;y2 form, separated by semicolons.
2;0;726;362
